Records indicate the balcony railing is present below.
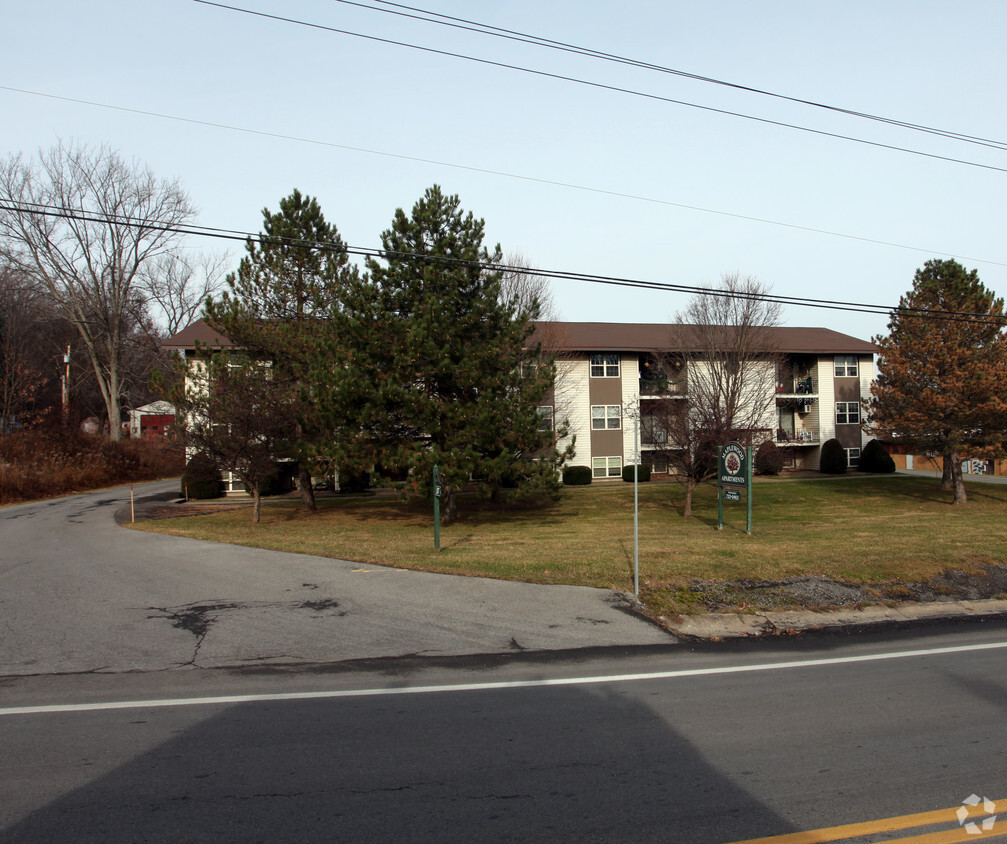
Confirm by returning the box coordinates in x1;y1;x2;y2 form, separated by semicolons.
775;428;819;446
776;376;817;396
639;378;687;397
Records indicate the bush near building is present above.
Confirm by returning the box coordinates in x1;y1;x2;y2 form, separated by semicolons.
182;452;222;499
858;439;896;473
563;466;592;485
755;440;784;475
622;464;651;482
820;438;848;474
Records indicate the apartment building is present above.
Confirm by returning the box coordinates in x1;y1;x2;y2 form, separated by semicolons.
166;318;877;482
535;322;877;477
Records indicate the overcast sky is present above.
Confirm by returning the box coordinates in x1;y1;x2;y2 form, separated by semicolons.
4;1;1005;341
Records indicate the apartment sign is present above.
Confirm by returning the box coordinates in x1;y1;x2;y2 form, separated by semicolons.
718;441;753;534
719;442;747;487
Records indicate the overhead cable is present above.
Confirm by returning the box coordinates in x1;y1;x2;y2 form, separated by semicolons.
7;85;1004;270
4;199;1005;327
192;0;1007;175
343;0;1007;153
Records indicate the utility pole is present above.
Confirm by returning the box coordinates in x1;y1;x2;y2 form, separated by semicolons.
61;345;70;421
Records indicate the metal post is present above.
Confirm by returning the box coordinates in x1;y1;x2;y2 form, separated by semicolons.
633;412;639;599
433;464;441;551
746;446;753;535
717;445;724;530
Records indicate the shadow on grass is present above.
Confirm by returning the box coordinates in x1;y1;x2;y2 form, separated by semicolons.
306;491;568;528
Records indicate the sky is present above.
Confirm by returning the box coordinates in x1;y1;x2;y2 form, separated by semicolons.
4;0;1006;342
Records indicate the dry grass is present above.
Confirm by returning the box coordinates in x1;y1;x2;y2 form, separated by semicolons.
0;428;184;504
131;474;1007;615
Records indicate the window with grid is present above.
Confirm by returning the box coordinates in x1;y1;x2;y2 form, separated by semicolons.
592;456;622;478
845;448;861;468
537;406;554;431
591;405;621;430
590;353;619;377
836;402;860;424
834;355;858;377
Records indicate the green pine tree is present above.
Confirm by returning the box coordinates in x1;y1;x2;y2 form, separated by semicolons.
327;185;565;521
205;189;357;509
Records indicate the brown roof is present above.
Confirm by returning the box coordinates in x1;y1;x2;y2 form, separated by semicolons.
533;322;877;355
165;319;877;356
162;319;234;351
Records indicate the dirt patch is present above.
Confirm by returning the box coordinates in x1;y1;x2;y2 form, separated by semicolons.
675;566;1007;612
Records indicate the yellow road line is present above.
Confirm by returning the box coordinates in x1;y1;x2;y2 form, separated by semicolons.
730;798;1004;843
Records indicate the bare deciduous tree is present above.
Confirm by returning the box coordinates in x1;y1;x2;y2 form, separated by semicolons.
0;264;56;431
650;273;782;517
138;250;229;335
0;141;196;439
499;252;559;322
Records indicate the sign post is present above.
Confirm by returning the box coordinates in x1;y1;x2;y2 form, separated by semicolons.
718;441;753;534
433;464;441;551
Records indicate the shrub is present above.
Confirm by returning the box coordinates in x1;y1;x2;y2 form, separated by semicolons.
622;464;651;482
182;453;222;499
820;438;848;474
755;440;784;475
859;439;896;473
339;469;371;494
244;462;289;497
563;465;592;485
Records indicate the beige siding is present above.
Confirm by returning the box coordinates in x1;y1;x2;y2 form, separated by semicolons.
859;355;875;450
622;354;640;464
554;357;589;467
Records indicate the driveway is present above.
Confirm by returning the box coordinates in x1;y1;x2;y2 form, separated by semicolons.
0;481;673;676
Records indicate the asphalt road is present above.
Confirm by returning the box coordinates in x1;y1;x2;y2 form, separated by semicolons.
0;480;672;677
4;482;1007;842
4;626;1007;842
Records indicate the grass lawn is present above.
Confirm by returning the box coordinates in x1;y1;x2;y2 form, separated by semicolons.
131;474;1007;616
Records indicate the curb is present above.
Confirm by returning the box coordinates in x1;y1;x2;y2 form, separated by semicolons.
664;598;1007;640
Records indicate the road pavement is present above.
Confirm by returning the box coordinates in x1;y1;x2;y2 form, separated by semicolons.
0;480;673;678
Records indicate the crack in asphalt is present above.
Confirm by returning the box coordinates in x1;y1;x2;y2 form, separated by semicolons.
145;598;348;666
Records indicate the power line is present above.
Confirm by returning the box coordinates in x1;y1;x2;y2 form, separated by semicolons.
192;0;1007;175
7;84;1004;270
343;0;1007;154
4;199;1005;327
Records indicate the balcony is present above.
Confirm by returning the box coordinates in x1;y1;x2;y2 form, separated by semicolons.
639;378;687;397
775;427;820;446
776;376;817;396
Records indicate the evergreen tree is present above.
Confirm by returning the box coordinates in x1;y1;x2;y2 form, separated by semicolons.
205;190;356;509
327;185;564;521
868;259;1007;503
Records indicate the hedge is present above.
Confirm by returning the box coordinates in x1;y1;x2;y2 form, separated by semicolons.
622;464;652;482
563;465;592;485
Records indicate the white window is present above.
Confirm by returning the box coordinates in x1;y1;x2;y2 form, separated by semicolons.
590;353;620;378
836;402;860;425
835;355;858;377
591;405;621;430
592;456;622;478
537;406;554;431
845;447;861;468
642;453;669;474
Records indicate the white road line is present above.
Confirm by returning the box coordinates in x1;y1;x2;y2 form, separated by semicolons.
4;639;1007;717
